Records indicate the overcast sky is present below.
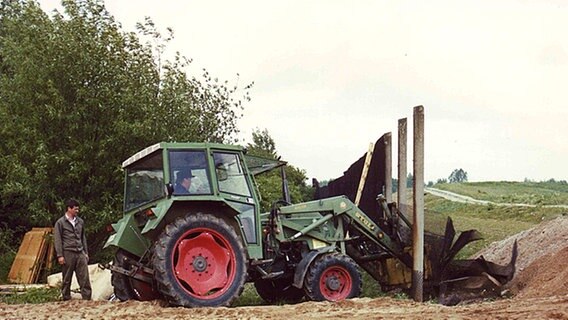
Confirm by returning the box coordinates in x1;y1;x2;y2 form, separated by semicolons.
38;0;567;183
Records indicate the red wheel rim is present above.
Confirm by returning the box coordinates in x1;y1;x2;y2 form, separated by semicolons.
319;265;352;301
172;228;236;300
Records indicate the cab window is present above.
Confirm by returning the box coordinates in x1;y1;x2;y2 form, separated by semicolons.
124;151;164;211
213;152;251;197
169;150;212;195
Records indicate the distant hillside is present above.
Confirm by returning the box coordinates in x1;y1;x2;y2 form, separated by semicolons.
422;181;568;259
433;181;568;206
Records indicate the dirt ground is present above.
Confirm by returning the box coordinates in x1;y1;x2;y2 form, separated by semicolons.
2;216;567;320
0;295;567;320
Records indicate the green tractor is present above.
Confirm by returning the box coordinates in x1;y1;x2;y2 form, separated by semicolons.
104;142;516;307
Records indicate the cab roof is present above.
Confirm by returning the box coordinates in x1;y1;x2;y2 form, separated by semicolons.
122;142;244;168
122;142;285;175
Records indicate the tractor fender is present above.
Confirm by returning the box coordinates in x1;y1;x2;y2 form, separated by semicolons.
292;246;336;289
103;213;149;258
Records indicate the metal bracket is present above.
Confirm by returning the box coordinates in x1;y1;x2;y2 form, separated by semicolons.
106;264;153;283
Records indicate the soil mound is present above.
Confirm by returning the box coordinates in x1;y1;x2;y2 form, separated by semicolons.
474;215;568;298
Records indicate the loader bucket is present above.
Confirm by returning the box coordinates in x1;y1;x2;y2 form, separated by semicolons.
345;215;518;305
438;240;518;305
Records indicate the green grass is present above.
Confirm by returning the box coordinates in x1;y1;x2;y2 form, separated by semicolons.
360;270;384;298
0;286;60;304
434;181;568;205
425;194;565;223
233;283;264;306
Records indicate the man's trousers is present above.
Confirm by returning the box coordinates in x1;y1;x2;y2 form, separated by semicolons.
61;251;92;300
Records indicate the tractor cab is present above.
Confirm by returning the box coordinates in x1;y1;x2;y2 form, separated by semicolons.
121;142;286;212
113;142;287;258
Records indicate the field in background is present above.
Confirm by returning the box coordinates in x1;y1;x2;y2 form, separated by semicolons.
433;181;568;205
425;181;568;258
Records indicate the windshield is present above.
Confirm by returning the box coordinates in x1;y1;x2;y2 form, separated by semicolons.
124;151;165;211
214;152;252;197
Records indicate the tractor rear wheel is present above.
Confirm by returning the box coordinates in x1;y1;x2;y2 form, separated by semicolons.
152;213;247;307
254;278;305;304
303;253;362;302
111;249;157;301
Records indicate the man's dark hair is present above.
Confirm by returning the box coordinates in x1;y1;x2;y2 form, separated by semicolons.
66;198;80;209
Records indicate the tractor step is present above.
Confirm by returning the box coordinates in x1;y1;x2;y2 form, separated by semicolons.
251;259;274;266
254;264;285;280
261;271;284;279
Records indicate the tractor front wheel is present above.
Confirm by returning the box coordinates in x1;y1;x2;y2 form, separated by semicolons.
303;253;362;302
152;213;247;307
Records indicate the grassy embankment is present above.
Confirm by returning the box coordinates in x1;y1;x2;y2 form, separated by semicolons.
434;180;568;205
429;181;568;258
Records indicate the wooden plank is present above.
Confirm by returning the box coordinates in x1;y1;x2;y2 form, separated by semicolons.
37;228;52;283
32;229;49;283
9;230;41;283
8;228;52;284
30;230;43;283
28;229;46;283
45;233;55;270
355;142;375;206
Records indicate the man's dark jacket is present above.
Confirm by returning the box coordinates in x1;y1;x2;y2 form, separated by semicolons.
53;215;88;257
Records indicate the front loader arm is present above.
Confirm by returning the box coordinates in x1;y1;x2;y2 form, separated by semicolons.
278;196;410;266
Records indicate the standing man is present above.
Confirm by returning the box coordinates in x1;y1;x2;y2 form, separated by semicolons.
53;199;92;300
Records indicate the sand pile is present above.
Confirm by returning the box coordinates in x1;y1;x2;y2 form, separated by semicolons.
475;215;568;298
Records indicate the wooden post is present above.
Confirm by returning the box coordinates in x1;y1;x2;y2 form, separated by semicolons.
384;133;392;202
355;142;374;206
412;106;425;302
398;118;408;215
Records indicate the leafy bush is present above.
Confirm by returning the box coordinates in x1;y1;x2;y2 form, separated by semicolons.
0;0;251;264
0;251;16;285
0;227;19;284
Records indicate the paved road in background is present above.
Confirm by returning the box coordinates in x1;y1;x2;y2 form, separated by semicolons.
425;187;568;209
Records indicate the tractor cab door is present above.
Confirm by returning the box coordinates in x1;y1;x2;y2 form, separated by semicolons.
212;151;258;245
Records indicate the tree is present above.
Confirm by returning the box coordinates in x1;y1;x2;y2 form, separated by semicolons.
448;169;468;183
247;128;277;159
406;173;414;188
0;0;251;259
246;129;313;211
